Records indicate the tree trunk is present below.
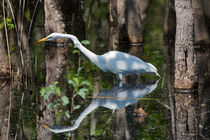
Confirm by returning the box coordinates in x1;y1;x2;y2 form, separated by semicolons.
174;0;198;139
109;0;146;139
174;0;197;89
0;28;12;140
36;0;70;139
192;0;210;139
0;30;10;77
164;0;176;139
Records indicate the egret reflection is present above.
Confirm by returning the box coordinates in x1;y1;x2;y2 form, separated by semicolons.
42;80;159;133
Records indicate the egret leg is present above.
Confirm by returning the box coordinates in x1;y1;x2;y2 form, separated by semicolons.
119;80;123;87
117;74;123;81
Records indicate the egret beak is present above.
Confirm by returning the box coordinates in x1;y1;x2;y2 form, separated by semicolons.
36;37;48;43
42;124;50;129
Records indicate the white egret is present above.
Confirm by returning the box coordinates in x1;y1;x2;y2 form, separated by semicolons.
37;33;160;80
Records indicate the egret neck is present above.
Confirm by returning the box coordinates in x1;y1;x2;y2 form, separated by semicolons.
66;34;100;66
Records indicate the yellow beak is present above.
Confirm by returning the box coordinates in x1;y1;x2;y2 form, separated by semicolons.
36;37;48;43
42;124;50;129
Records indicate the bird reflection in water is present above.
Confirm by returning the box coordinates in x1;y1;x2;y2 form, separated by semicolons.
42;80;159;133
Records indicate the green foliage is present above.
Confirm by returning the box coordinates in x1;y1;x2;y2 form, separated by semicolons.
40;81;70;118
0;17;14;30
61;96;70;106
40;81;61;100
25;10;31;21
68;74;91;100
81;40;90;45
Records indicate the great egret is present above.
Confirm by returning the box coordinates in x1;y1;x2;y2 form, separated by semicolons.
37;33;160;80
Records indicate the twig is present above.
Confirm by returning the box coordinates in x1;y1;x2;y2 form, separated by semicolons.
102;109;115;136
27;0;40;39
199;133;209;140
155;99;171;110
14;92;25;140
7;0;24;66
6;88;12;140
2;0;11;74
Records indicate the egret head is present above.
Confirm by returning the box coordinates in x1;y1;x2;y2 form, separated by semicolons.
37;33;78;44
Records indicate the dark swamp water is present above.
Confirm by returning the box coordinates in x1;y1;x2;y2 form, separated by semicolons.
0;0;210;140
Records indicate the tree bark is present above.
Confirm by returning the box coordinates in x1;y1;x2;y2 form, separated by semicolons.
192;0;209;45
174;0;197;89
164;0;176;139
37;0;70;140
193;1;210;139
0;30;10;77
174;0;198;139
0;28;12;140
109;0;146;139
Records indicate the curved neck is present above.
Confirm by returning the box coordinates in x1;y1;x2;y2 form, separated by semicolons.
65;34;99;64
76;42;98;64
52;102;98;133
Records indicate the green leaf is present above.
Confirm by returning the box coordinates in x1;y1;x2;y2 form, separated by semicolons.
93;129;101;136
25;10;31;21
61;96;70;106
40;87;46;96
73;105;80;110
81;40;90;45
73;77;80;86
68;80;76;88
65;110;70;119
54;81;59;85
47;102;59;108
77;88;88;99
73;49;79;54
80;81;90;86
55;87;61;96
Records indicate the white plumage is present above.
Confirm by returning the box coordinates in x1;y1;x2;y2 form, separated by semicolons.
38;33;160;80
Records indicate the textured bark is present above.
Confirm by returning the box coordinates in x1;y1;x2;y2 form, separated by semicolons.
114;108;131;140
174;0;197;89
0;85;12;140
164;1;176;139
196;52;210;138
192;1;210;139
175;93;198;140
126;0;143;44
0;30;10;77
37;0;70;139
138;0;149;23
109;0;126;50
0;30;11;140
192;0;209;44
174;0;199;139
109;1;144;139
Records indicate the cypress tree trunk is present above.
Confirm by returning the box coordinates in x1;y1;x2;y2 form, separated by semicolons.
164;0;176;139
174;0;198;139
0;28;11;140
36;0;70;139
193;0;210;138
109;0;146;139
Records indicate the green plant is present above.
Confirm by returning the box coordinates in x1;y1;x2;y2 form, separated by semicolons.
67;40;92;112
68;72;91;112
40;81;70;118
0;17;14;30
